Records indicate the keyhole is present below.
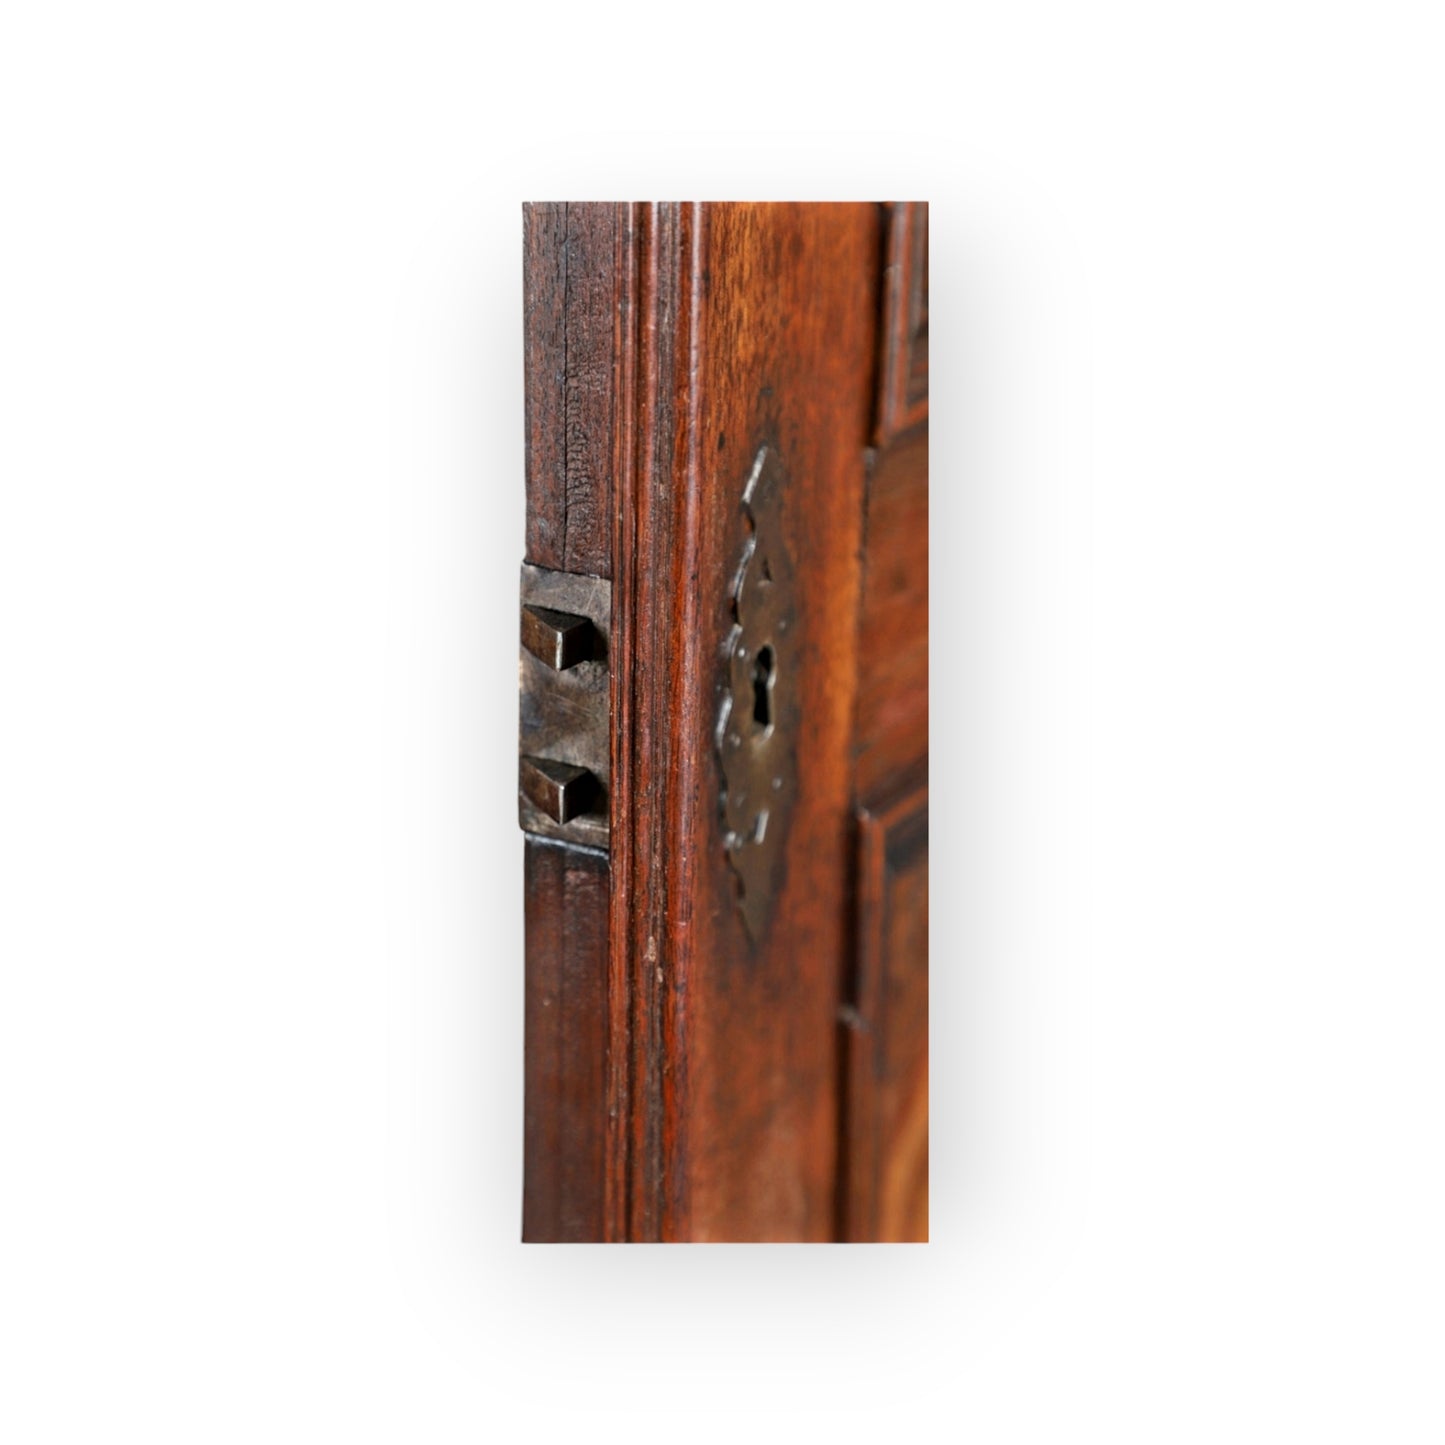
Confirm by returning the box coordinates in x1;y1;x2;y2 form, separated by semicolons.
751;645;774;730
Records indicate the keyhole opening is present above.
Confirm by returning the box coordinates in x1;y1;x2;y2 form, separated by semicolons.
751;645;774;731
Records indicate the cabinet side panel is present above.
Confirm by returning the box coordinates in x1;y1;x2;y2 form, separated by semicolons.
522;838;609;1242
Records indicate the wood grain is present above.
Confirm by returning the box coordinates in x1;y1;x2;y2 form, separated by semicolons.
520;203;926;1241
842;768;929;1242
521;206;628;1242
875;202;929;445
855;425;929;802
522;837;609;1242
522;203;619;579
848;205;929;1237
610;203;881;1239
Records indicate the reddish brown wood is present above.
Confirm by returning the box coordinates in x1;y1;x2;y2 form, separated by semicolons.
520;203;926;1242
520;205;628;1243
522;203;620;579
842;768;929;1242
875;202;929;445
855;425;929;802
846;203;929;1237
521;837;609;1242
604;204;881;1240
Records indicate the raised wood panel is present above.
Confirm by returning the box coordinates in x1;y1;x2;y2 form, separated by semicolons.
855;425;928;802
850;200;929;1237
875;201;929;445
843;771;929;1242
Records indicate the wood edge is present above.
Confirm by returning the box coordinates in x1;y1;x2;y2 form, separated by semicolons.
875;201;929;447
842;767;929;1241
607;203;706;1242
522;836;609;1242
605;203;639;1243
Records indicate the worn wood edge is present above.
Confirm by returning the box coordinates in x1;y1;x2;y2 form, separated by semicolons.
522;203;618;579
608;203;705;1242
875;201;929;446
520;205;624;1241
522;203;566;570
522;836;610;1242
522;201;695;1241
667;200;706;1242
604;204;638;1242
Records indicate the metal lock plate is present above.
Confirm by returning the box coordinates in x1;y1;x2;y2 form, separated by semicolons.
517;562;611;848
717;445;798;941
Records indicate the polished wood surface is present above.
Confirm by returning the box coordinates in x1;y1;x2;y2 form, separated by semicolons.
856;427;929;804
623;203;877;1241
845;209;930;1236
520;202;928;1241
842;769;929;1241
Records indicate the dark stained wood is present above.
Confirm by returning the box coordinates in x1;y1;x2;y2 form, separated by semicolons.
520;205;628;1241
522;203;620;579
522;204;566;571
520;203;926;1242
842;768;929;1242
521;837;609;1242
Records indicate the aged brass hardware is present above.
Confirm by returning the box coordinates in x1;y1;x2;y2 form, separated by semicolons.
520;755;601;824
717;444;798;941
521;604;597;671
517;563;611;847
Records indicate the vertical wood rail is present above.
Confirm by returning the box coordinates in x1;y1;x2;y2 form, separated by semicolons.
522;837;608;1242
608;202;705;1241
520;203;627;1241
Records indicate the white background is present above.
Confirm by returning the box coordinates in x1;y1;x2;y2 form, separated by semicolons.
2;3;1442;1439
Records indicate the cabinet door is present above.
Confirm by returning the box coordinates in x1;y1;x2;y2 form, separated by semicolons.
519;203;928;1242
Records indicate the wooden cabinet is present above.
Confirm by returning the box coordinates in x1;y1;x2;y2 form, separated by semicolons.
519;203;928;1241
